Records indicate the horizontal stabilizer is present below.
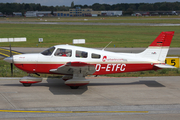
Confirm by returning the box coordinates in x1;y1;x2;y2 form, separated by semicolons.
154;64;176;69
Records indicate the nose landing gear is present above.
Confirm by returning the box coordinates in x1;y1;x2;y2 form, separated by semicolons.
19;76;42;87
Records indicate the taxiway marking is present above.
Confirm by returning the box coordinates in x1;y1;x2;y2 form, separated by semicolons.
0;48;22;57
0;110;148;114
0;52;9;57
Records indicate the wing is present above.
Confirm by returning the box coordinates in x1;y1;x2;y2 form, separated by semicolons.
49;61;96;76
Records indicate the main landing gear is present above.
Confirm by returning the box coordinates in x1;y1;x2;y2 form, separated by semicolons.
20;74;89;89
65;79;89;89
23;83;32;87
70;86;79;89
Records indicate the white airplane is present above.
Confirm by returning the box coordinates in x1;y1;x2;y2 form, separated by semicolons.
4;31;175;89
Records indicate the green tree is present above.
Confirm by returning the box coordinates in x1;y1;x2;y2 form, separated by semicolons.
24;3;30;10
71;1;74;8
159;2;168;11
123;8;133;15
92;3;101;10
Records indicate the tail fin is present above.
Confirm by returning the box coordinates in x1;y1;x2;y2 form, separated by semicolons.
138;31;174;62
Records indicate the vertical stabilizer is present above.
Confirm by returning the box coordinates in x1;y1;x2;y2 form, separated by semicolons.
138;31;174;62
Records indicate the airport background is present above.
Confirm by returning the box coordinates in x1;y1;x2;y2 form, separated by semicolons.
0;1;180;76
1;1;180;119
1;2;180;17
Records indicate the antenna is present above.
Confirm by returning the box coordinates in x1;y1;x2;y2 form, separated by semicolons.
102;41;112;51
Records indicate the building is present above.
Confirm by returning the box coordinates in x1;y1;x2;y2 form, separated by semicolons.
57;11;70;17
57;7;101;17
25;11;37;17
0;12;4;17
101;11;122;16
25;11;57;17
133;11;179;16
36;11;56;17
13;12;22;16
24;7;122;17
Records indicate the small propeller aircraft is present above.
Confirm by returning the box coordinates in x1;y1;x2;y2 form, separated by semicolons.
4;31;175;89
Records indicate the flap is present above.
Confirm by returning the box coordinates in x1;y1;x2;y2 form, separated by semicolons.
49;61;96;75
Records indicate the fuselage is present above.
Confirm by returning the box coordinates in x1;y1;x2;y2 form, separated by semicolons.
12;44;160;75
3;31;174;89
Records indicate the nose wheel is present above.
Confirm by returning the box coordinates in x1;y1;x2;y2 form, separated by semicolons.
23;83;32;87
20;76;42;87
70;86;79;89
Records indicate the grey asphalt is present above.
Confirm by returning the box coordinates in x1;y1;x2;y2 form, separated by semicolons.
1;21;180;26
0;76;180;119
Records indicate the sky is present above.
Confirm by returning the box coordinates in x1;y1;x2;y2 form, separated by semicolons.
0;0;180;6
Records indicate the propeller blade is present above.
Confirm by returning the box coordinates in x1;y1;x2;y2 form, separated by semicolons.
9;42;13;76
10;43;12;57
11;63;13;76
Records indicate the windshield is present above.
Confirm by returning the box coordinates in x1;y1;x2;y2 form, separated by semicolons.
41;47;55;56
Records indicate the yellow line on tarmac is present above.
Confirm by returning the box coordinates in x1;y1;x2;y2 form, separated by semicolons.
0;110;148;114
0;52;9;57
0;48;21;54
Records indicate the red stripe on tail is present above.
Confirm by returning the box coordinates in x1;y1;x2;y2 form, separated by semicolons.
149;31;174;47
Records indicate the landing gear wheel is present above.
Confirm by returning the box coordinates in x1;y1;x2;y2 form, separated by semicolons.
23;83;32;87
70;86;79;89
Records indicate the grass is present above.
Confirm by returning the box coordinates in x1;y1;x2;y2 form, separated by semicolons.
0;24;180;48
0;58;26;77
1;16;180;23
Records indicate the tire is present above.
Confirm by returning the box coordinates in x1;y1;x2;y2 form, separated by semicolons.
70;86;79;89
23;83;32;87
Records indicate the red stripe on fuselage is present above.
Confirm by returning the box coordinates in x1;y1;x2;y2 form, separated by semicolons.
14;63;156;75
14;63;64;74
94;63;154;75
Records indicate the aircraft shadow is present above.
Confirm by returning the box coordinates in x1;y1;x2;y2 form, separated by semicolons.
88;80;165;87
46;77;88;95
39;79;165;95
3;78;165;95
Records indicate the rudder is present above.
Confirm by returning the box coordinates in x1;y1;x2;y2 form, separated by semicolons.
138;31;174;62
149;31;174;47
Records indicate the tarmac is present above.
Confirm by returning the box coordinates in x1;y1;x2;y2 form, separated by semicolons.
0;76;180;119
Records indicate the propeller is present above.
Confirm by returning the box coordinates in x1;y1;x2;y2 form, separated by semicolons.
3;44;14;76
9;42;13;76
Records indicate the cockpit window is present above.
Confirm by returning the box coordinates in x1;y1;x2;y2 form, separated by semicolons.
91;53;101;59
54;48;72;57
41;47;55;56
76;50;88;58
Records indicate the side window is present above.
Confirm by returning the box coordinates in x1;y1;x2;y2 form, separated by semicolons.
91;53;101;59
41;47;55;56
76;50;88;58
54;48;72;57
